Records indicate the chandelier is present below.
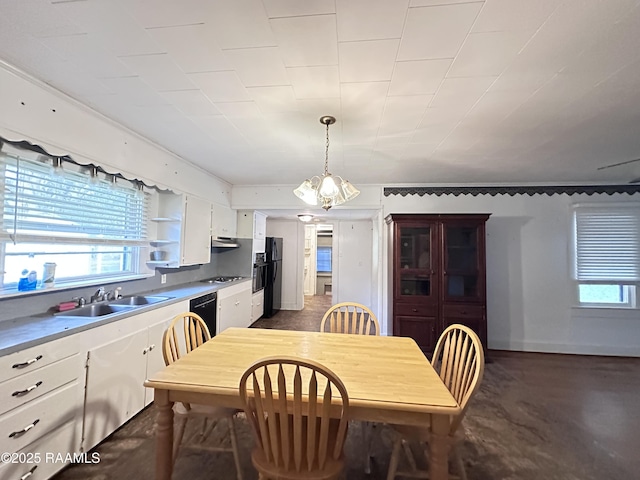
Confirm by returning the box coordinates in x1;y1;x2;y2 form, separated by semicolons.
294;115;360;211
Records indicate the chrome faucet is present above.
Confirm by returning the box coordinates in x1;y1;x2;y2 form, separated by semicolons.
72;296;86;307
105;287;122;301
90;287;106;303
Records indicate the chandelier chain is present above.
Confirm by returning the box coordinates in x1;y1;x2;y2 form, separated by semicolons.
324;121;330;175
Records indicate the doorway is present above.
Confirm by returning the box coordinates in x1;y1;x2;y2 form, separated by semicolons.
303;224;334;299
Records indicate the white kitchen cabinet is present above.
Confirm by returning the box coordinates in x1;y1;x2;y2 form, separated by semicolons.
237;210;267;256
82;301;186;451
217;282;252;334
148;192;212;268
181;195;212;266
83;327;148;451
211;202;237;238
251;290;264;323
0;335;83;479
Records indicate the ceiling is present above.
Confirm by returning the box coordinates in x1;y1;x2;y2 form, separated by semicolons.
2;0;640;188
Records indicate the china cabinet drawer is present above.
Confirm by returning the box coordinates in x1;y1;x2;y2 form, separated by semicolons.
0;354;81;416
0;337;78;384
442;304;485;318
0;381;79;454
0;421;78;480
395;303;436;317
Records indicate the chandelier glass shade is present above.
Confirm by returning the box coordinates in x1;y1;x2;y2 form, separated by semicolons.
294;116;360;211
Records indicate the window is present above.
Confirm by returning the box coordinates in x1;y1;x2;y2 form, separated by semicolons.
0;143;150;294
317;246;332;273
572;204;639;307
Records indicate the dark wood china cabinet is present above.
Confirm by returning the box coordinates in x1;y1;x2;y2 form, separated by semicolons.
386;214;490;353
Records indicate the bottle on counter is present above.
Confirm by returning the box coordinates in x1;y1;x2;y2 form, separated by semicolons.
17;254;38;291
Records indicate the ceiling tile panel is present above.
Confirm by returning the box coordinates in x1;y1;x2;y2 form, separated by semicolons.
188;115;249;146
187;71;252;103
378;95;431;137
336;0;409;42
430;76;496;114
270;15;338;67
0;0;85;38
121;0;213;28
207;0;276;49
247;85;299;114
287;66;340;99
339;39;399;83
97;76;170;107
159;89;222;116
389;59;451;96
40;34;134;79
118;53;196;92
263;0;335;18
146;24;230;73
448;31;533;78
398;3;483;61
223;47;289;87
472;0;559;33
51;0;161;56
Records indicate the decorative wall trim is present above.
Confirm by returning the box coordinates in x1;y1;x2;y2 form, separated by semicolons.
384;185;640;197
0;135;168;192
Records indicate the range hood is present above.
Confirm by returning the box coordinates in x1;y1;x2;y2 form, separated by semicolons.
211;237;240;249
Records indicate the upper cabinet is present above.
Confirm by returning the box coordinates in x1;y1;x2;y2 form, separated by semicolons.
211;202;237;238
181;195;212;266
237;210;267;255
386;214;490;352
149;192;212;268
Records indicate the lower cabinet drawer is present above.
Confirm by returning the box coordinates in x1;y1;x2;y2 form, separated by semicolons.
0;354;81;416
442;304;485;318
0;421;80;480
0;381;79;454
0;336;78;384
395;303;436;317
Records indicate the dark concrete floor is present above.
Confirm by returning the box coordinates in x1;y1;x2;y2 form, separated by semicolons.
53;296;640;480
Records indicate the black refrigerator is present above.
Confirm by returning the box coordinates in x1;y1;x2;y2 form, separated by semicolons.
263;237;283;318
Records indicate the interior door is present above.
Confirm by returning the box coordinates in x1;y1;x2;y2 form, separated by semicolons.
304;225;317;295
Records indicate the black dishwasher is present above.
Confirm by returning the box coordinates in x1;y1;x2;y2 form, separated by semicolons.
189;291;217;337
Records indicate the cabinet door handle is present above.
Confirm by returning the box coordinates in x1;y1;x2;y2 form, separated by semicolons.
9;419;40;438
12;355;43;369
235;301;240;306
148;344;155;351
142;347;148;355
12;381;43;397
20;466;38;480
412;308;417;312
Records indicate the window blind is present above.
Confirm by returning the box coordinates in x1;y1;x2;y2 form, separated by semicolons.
574;205;640;282
1;154;149;245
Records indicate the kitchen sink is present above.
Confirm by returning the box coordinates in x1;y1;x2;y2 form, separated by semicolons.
55;303;137;317
109;295;172;306
55;295;173;318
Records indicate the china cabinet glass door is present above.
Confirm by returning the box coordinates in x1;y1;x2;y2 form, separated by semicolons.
397;225;434;300
443;224;481;301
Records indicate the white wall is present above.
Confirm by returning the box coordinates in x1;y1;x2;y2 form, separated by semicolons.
383;191;640;357
265;220;304;311
0;61;231;205
334;220;373;308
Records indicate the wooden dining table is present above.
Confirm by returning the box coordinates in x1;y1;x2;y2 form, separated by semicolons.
144;327;460;480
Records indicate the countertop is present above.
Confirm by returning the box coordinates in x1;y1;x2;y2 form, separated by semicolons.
0;278;252;357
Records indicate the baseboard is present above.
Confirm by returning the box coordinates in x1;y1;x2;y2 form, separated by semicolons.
489;340;640;357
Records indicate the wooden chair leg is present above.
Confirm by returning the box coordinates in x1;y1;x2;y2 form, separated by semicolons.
453;446;467;480
386;434;402;480
228;414;243;480
403;439;419;472
363;421;374;474
173;413;188;462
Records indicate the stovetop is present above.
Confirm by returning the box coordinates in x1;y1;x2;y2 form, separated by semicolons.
200;276;244;284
